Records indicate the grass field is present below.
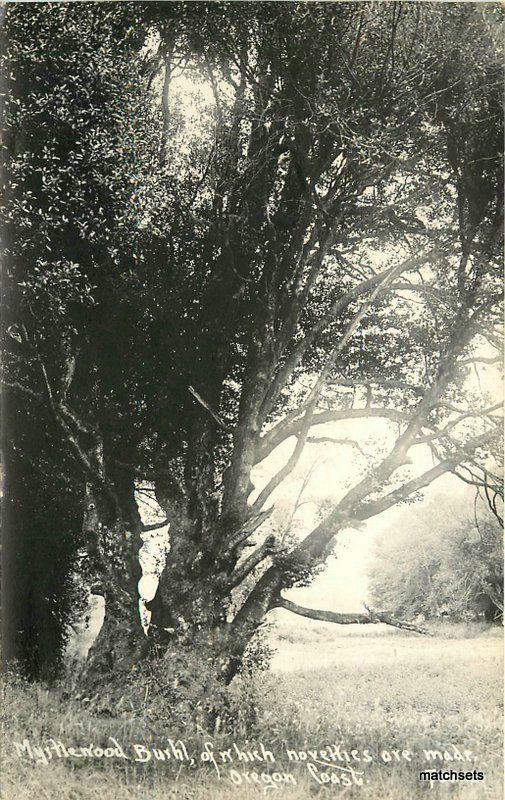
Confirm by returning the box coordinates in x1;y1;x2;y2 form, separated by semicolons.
2;623;502;800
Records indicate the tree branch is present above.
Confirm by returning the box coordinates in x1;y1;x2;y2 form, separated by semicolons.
351;429;500;522
23;333;120;513
273;597;431;635
142;519;169;532
306;436;367;457
457;356;502;367
262;247;445;417
250;402;316;514
188;385;233;432
257;406;408;462
228;536;275;589
412;402;503;444
328;377;424;394
224;506;274;553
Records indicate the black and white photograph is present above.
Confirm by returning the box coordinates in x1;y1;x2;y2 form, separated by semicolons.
1;2;503;798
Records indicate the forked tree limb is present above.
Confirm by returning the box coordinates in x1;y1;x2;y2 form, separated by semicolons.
261;248;445;420
273;596;432;635
257;406;409;463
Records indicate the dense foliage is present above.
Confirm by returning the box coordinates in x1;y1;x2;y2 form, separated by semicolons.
369;500;503;622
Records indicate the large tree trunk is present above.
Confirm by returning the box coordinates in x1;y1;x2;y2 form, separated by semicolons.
1;389;84;681
81;468;146;685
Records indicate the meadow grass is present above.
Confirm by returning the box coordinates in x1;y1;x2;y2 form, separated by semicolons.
1;625;502;800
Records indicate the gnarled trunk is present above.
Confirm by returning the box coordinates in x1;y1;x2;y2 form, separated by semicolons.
81;467;146;684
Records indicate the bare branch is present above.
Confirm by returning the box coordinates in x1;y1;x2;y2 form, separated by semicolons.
412;402;503;444
352;429;501;522
250;403;316;513
21;333;121;514
306;436;367;457
328;376;424;393
273;597;431;635
457;356;502;367
453;465;501;493
324;312;483;518
142;519;169;532
390;281;455;306
257;406;408;462
188;385;233;432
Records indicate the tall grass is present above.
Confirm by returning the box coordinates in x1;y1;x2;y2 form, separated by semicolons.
2;627;502;799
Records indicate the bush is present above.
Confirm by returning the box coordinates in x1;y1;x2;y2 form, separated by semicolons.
369;509;503;622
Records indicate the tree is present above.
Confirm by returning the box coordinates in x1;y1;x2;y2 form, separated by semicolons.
2;387;86;679
369;496;504;622
1;1;151;675
1;3;503;687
